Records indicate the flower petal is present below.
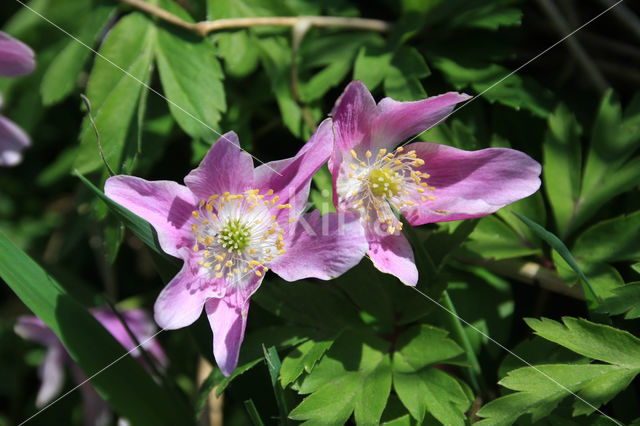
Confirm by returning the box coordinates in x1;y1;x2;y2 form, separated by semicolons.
269;209;368;281
0;115;31;167
254;119;333;215
205;276;262;377
36;345;66;407
366;225;418;286
154;263;225;330
371;92;470;151
14;315;58;346
105;175;196;258
403;142;542;224
184;132;254;199
0;32;35;77
93;308;166;366
330;80;376;153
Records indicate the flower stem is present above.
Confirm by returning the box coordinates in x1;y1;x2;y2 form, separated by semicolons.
119;0;390;37
440;290;484;394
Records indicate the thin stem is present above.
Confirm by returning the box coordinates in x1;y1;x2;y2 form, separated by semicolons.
535;0;609;93
440;291;484;394
119;0;390;37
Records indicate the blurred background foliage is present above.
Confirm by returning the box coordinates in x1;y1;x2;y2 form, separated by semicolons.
1;0;639;425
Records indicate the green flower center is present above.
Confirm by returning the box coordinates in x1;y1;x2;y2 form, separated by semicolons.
369;167;400;198
217;219;251;252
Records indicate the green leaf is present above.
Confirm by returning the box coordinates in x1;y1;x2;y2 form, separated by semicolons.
383;47;430;101
0;231;191;426
598;282;640;319
280;336;336;387
74;12;156;174
215;30;260;77
353;44;392;91
476;364;632;425
244;399;266;426
466;215;541;260
257;36;303;137
394;368;469;425
290;331;392;425
263;346;290;424
392;324;464;373
542;104;582;236
429;56;554;117
207;0;293;19
526;317;640;369
40;2;116;105
513;211;600;305
252;279;361;331
155;0;226;142
573;211;640;263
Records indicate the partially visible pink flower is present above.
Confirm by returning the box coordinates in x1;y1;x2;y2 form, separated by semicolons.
105;120;368;376
0;31;35;167
14;308;165;426
329;81;542;285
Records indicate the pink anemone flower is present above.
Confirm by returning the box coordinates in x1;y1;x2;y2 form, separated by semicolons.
0;31;35;167
14;308;166;426
328;81;542;285
105;120;368;376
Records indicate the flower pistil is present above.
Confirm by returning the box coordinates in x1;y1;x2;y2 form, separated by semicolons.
191;189;290;281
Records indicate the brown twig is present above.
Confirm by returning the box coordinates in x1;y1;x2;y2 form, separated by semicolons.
119;0;390;37
458;257;586;301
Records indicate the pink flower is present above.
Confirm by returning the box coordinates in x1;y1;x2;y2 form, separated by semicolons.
328;81;542;285
0;31;35;167
14;308;165;426
105;121;368;376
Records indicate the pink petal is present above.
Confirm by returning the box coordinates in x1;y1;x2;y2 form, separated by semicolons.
402;143;542;224
184;131;254;199
36;345;66;407
254;119;333;215
269;209;368;281
205;276;262;377
366;225;418;286
105;175;196;258
0;32;35;77
154;263;226;330
0;115;31;167
14;316;57;346
92;308;166;366
330;81;376;153
371;92;471;152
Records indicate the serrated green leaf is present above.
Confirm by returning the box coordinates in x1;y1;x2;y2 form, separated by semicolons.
392;324;464;373
155;0;226;142
526;317;640;369
598;282;640;319
394;367;469;425
74;12;155;174
0;231;190;426
290;331;392;425
40;2;116;106
542;104;582;236
207;0;293;19
573;367;637;416
477;364;630;425
573;211;640;263
280;336;336;387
